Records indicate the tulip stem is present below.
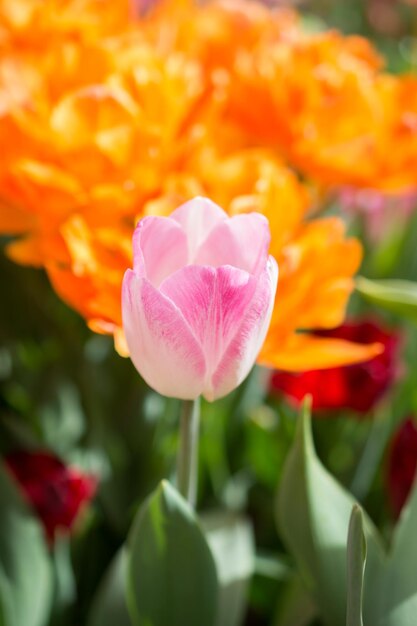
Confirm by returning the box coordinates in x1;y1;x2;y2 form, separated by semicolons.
177;398;200;508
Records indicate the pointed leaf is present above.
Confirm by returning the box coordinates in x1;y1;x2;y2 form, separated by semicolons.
0;462;53;626
377;475;417;626
346;506;366;626
276;400;384;626
201;512;254;626
126;480;218;626
88;549;132;626
356;277;417;323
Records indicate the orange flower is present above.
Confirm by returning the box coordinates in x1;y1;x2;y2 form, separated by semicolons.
258;218;382;370
0;0;131;44
0;0;385;371
0;0;206;265
46;214;131;353
150;0;417;192
223;24;417;191
45;148;381;370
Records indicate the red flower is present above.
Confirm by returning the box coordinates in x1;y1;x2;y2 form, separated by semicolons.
5;450;97;543
270;319;399;413
387;418;417;518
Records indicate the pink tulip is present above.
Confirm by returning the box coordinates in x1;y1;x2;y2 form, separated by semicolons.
122;197;278;401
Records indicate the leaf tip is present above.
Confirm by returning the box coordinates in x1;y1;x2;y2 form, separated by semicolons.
299;395;314;453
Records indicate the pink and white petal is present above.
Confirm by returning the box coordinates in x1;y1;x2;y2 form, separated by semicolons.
132;216;188;287
170;197;228;263
160;264;257;376
122;269;206;399
195;213;270;275
207;256;279;401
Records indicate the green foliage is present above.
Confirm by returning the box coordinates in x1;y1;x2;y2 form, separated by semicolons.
374;468;417;626
273;576;317;626
276;401;385;626
0;462;53;626
276;401;417;626
88;549;131;626
89;504;256;626
201;512;255;626
89;482;221;626
126;480;218;626
356;277;417;324
346;506;366;626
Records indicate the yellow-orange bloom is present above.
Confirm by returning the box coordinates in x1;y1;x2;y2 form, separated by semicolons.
0;0;387;371
46;149;381;370
147;0;417;192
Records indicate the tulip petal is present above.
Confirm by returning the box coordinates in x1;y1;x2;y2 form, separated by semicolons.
211;256;278;400
122;270;206;399
170;197;228;262
160;264;257;378
132;216;188;287
196;213;271;275
160;259;278;401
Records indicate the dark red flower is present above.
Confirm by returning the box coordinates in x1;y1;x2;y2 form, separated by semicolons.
387;418;417;518
270;319;399;413
5;450;97;543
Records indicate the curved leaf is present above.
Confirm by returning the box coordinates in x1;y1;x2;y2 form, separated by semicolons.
356;277;417;323
346;506;366;626
126;480;218;626
201;512;254;626
378;474;417;626
88;548;132;626
276;400;384;626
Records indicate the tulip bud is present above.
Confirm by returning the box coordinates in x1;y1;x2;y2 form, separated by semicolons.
122;197;278;401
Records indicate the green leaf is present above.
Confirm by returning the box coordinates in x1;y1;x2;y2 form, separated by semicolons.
255;553;292;582
50;537;76;622
126;480;218;626
376;472;417;626
274;576;317;626
0;461;53;626
88;549;132;626
346;506;366;626
201;512;254;626
356;277;417;323
276;400;384;626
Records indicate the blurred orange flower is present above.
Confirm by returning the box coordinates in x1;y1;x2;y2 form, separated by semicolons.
157;0;417;192
46;150;381;370
0;0;389;371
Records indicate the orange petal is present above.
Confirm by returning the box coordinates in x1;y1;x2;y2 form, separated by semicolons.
0;202;34;233
6;235;44;266
258;333;384;371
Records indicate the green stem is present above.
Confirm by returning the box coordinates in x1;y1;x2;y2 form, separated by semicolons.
177;398;200;508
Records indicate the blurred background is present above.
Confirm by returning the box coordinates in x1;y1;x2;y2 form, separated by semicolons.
1;1;417;625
